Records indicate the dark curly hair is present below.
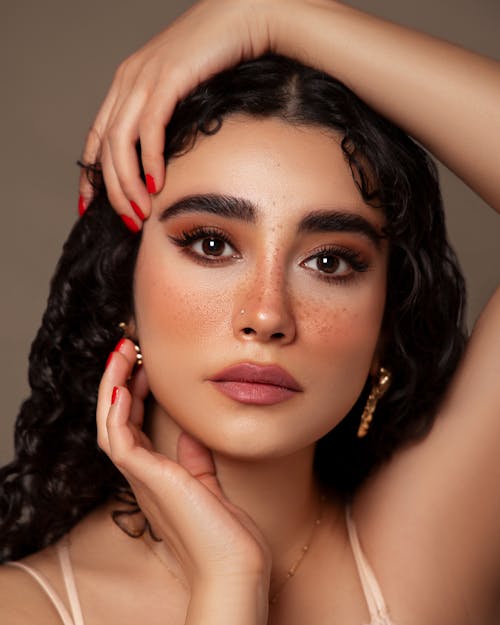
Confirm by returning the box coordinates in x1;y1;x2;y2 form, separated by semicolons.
0;53;466;562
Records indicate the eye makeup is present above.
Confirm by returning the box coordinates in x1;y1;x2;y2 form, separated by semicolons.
168;222;372;285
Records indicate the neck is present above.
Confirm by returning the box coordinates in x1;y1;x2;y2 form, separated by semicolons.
214;448;322;562
146;405;327;586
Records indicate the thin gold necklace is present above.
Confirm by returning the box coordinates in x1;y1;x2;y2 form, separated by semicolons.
269;493;326;605
141;493;326;603
141;535;188;589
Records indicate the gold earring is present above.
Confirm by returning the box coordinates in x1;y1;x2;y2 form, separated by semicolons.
133;343;143;367
357;367;391;438
118;321;143;367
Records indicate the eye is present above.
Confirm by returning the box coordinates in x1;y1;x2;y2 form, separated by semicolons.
301;246;369;282
168;226;240;264
303;254;349;275
191;235;234;258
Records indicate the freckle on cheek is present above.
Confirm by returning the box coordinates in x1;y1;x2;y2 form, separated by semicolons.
301;305;352;340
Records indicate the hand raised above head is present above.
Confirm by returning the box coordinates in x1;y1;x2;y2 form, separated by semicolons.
78;0;277;230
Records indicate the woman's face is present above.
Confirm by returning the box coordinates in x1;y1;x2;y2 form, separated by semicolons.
134;115;388;459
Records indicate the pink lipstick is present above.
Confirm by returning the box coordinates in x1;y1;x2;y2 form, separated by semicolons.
209;363;302;405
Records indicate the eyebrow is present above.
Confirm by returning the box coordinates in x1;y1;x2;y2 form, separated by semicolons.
159;193;383;248
159;193;255;223
299;210;383;248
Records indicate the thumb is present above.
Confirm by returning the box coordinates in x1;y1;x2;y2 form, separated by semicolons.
177;432;225;501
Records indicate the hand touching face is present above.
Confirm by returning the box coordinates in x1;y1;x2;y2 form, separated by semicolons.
133;116;388;460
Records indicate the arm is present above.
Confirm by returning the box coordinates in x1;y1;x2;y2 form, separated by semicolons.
354;287;500;623
80;0;500;224
272;0;500;211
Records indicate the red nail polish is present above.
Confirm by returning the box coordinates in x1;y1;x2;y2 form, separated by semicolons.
78;195;86;217
105;352;113;370
145;174;157;194
111;386;119;405
120;214;140;233
130;200;145;221
114;338;126;352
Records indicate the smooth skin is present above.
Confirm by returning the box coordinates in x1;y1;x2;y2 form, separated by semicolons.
2;1;500;624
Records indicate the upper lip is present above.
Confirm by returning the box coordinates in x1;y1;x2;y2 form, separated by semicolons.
209;363;302;391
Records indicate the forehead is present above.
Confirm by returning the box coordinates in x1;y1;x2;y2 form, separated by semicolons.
156;115;383;227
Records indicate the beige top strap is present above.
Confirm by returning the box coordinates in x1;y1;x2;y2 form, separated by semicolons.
5;560;76;625
56;536;85;625
345;505;396;625
5;536;84;625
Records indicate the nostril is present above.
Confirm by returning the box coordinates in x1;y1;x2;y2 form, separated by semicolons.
271;332;285;339
242;327;255;335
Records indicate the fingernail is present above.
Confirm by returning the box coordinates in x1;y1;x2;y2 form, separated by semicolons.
105;338;127;370
105;352;114;370
111;386;119;405
78;195;87;217
130;200;145;221
114;338;126;352
120;214;140;233
145;174;157;194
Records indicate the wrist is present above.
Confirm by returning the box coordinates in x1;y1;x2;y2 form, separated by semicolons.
187;577;269;625
265;0;342;59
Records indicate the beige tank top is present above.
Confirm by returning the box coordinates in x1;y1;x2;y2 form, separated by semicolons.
6;507;395;625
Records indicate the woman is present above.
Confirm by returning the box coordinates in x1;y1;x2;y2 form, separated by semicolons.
1;1;499;624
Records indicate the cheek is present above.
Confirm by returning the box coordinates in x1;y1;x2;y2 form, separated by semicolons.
295;280;386;395
300;279;385;346
133;245;231;363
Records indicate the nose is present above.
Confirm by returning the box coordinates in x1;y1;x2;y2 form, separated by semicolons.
233;266;296;344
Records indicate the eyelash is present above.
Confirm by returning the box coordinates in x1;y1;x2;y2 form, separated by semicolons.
168;226;239;265
168;226;369;283
301;245;369;284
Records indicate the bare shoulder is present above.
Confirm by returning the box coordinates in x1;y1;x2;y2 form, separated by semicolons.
0;504;115;625
0;554;64;625
353;287;500;624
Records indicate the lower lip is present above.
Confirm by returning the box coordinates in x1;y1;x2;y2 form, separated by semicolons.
210;381;298;405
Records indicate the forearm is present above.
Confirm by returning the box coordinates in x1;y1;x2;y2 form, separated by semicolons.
186;579;269;625
269;0;500;210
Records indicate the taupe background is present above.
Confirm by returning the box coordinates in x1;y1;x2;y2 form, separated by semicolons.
1;0;499;465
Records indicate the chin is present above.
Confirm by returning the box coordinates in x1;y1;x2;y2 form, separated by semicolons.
189;414;329;463
150;389;346;463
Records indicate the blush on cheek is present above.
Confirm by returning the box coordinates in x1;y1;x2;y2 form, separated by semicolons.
305;305;352;341
302;302;378;342
135;265;231;358
302;302;384;389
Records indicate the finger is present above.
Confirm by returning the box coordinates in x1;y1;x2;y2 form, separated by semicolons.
78;125;104;216
176;431;225;501
137;75;181;195
101;139;143;232
107;92;153;220
106;385;137;473
97;339;139;454
78;83;120;215
96;61;149;226
106;385;177;488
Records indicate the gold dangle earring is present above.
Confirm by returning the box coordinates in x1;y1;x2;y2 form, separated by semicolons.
357;367;392;438
118;321;143;367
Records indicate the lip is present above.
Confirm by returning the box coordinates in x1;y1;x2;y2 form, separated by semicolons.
208;363;302;405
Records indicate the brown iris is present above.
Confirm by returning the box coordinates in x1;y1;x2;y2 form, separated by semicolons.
202;237;225;256
317;255;340;273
